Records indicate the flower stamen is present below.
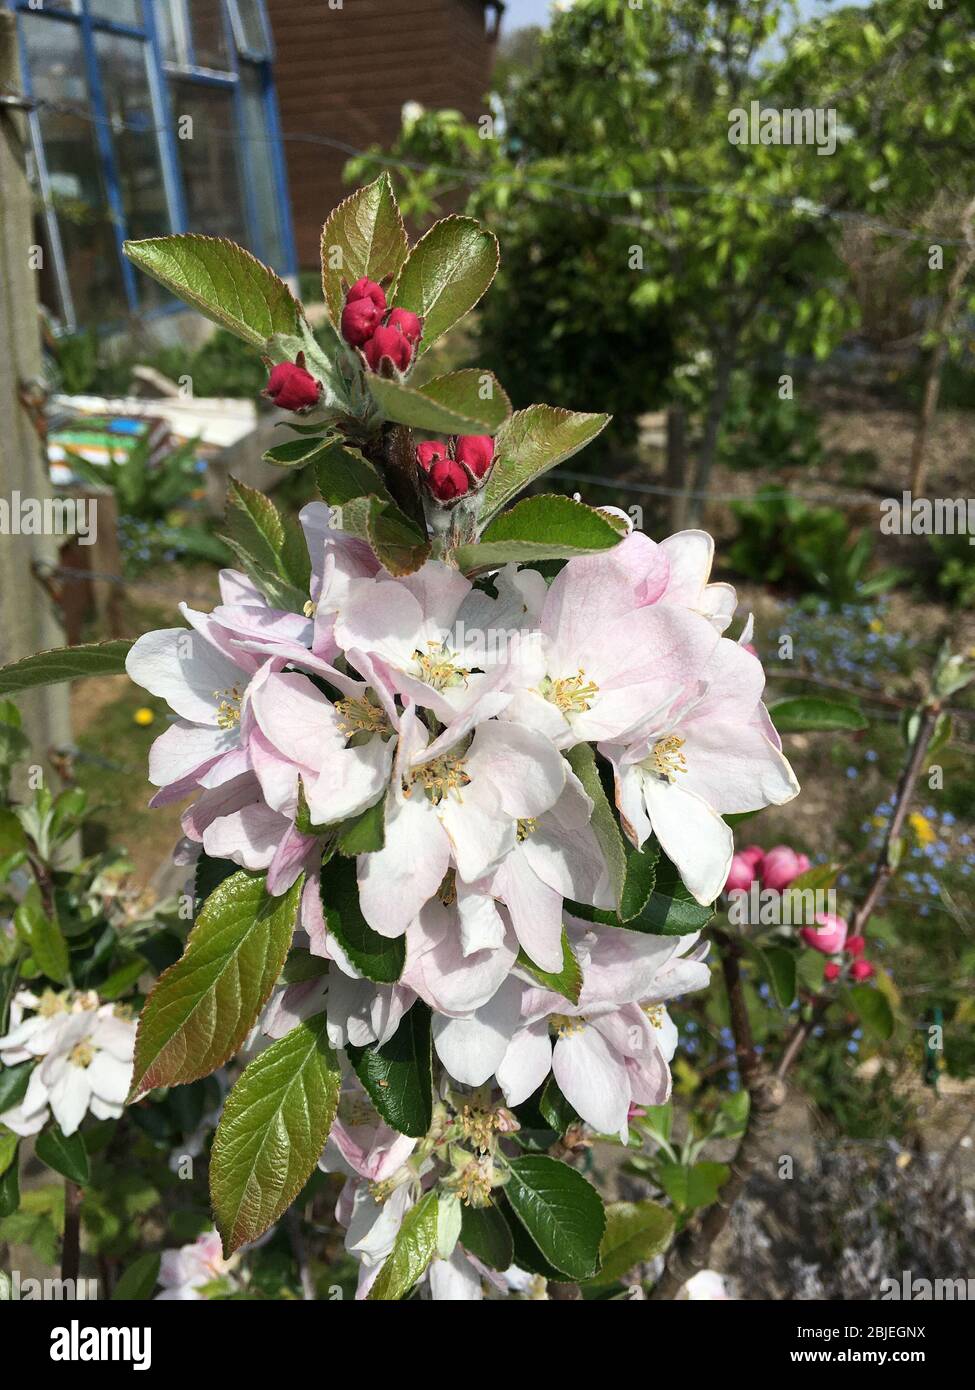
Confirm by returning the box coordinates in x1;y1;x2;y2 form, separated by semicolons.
406;751;471;805
542;669;599;716
334;694;390;737
214;684;243;730
647;734;687;783
412;640;471;692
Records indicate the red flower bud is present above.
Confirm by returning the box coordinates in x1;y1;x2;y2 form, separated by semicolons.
347;277;387;311
845;934;866;958
265;359;320;412
416;440;447;471
428;458;470;501
341;296;383;347
454;434;495;478
364;325;413;374
386;307;423;344
849;959;875;982
823;962;841;983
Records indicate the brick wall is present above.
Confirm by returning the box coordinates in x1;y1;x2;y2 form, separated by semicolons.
266;0;499;268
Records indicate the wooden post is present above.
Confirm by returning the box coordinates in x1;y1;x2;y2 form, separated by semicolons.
0;12;73;787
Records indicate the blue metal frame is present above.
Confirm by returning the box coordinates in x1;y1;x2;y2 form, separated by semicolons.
6;0;297;330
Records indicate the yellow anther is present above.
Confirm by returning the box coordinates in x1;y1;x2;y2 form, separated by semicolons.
647;734;687;783
412;640;471;692
213;684;243;730
542;669;600;716
334;695;390;737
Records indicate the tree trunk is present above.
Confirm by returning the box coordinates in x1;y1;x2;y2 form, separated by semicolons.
908;194;975;496
687;341;736;527
666;403;688;530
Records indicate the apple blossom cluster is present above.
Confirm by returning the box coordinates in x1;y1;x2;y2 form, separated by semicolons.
0;988;136;1138
123;499;798;1294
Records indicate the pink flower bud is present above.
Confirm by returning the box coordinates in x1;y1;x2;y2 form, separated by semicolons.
385;307;423;344
347;277;387;311
416;440;447;471
760;845;811;892
739;845;765;869
364;325;413;374
800;912;848;956
428;458;470;501
341;296;383;347
453;434;495;478
823;962;841;983
264;359;320;412
845;934;866;958
849;959;875;982
725;852;758;893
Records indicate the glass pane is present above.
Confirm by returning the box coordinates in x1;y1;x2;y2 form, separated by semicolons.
190;0;231;70
170;79;248;242
239;65;285;267
21;14;127;325
94;30;171;307
88;1;143;25
156;0;186;64
233;1;269;57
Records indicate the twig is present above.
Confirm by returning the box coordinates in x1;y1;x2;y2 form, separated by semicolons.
61;1179;83;1285
650;695;943;1299
285;1205;315;1301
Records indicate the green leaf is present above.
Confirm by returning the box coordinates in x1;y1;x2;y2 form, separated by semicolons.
0;1061;32;1113
320;173;409;326
589;1200;675;1285
367;370;511;436
658;1161;729;1211
566;743;627;909
457;495;625;571
630;853;715;935
481;405;612;521
15;893;70;985
211;1013;341;1255
460;1200;514;1271
97;955;149;1001
262;435;337;470
393;215;499;353
346;1002;433;1138
193;853;239;914
847;984;894;1041
129;871;302;1099
503;1154;605;1280
35;1125;89;1185
0;1130;17;1178
111;1251;162;1301
123;235;299;346
0;640;133;696
314;442;393;509
320;854;404;983
367;1190;439;1300
225;477;310;598
769;696;868;733
538;1076;580;1136
336;797;386;856
515;929;581;1004
758;945;797;1008
366;497;431;577
0;1157;19;1218
496;1192;567;1280
620;840;660;921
